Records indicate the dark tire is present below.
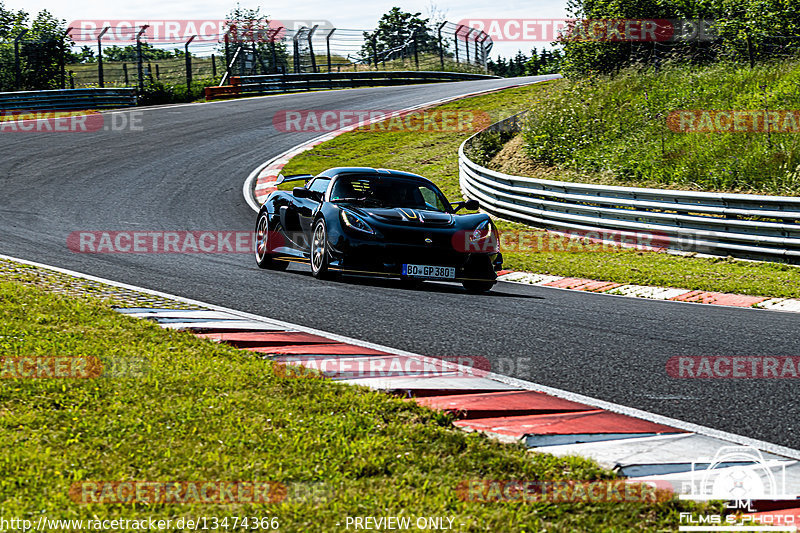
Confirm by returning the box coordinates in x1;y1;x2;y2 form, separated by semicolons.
461;280;495;293
310;218;336;280
255;212;288;270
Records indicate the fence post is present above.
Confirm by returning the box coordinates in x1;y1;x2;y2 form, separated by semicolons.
293;29;301;73
437;22;446;69
270;27;283;73
185;35;196;89
478;33;489;72
224;33;231;71
69;71;75;89
211;53;217;79
60;28;73;89
97;27;109;87
746;32;755;69
307;24;319;73
326;28;335;72
413;30;419;70
135;25;149;92
123;63;129;86
13;30;27;90
454;25;464;64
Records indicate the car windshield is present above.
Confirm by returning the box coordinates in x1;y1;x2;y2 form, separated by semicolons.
329;175;450;212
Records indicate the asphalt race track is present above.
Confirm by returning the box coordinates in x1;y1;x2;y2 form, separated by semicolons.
2;75;799;449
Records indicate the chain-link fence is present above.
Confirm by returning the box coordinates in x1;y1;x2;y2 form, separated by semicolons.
0;20;493;93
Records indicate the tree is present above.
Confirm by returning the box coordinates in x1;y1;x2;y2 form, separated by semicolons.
361;7;437;64
219;5;288;74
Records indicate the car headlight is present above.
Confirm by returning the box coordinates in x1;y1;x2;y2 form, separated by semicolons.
469;220;498;252
340;209;375;235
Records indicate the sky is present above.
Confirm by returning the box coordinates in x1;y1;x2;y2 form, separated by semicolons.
3;0;569;58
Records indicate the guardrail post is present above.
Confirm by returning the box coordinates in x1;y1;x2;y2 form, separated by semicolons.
135;25;149;92
97;27;109;87
437;22;446;69
307;24;319;73
326;28;335;72
185;35;196;91
14;30;27;90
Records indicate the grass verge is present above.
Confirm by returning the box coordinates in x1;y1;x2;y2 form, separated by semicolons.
0;277;715;531
520;60;800;195
280;82;800;299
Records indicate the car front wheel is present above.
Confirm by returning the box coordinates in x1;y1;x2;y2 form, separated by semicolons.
311;218;336;279
255;212;288;270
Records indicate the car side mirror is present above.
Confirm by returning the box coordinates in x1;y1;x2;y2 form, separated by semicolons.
453;199;480;212
464;199;479;210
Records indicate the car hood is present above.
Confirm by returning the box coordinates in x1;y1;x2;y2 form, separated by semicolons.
351;207;455;227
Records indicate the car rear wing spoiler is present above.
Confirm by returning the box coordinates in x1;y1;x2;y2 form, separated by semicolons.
276;173;314;185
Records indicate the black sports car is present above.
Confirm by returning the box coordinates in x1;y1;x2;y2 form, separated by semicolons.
254;167;502;292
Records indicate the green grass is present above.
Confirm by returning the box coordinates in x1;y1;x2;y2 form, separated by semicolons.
522;60;800;195
68;57;221;88
0;280;715;530
280;82;800;299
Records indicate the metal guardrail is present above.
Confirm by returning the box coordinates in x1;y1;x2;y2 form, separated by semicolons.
206;71;499;99
0;88;138;111
459;113;800;261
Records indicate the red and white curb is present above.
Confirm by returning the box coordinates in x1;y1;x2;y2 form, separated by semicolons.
5;253;800;510
498;270;800;314
243;78;561;212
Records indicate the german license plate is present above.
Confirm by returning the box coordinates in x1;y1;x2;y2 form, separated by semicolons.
402;264;456;279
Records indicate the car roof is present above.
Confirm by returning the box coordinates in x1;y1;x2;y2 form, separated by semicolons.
316;167;431;183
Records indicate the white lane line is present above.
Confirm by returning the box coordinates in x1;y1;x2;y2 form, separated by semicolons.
3;251;799;462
